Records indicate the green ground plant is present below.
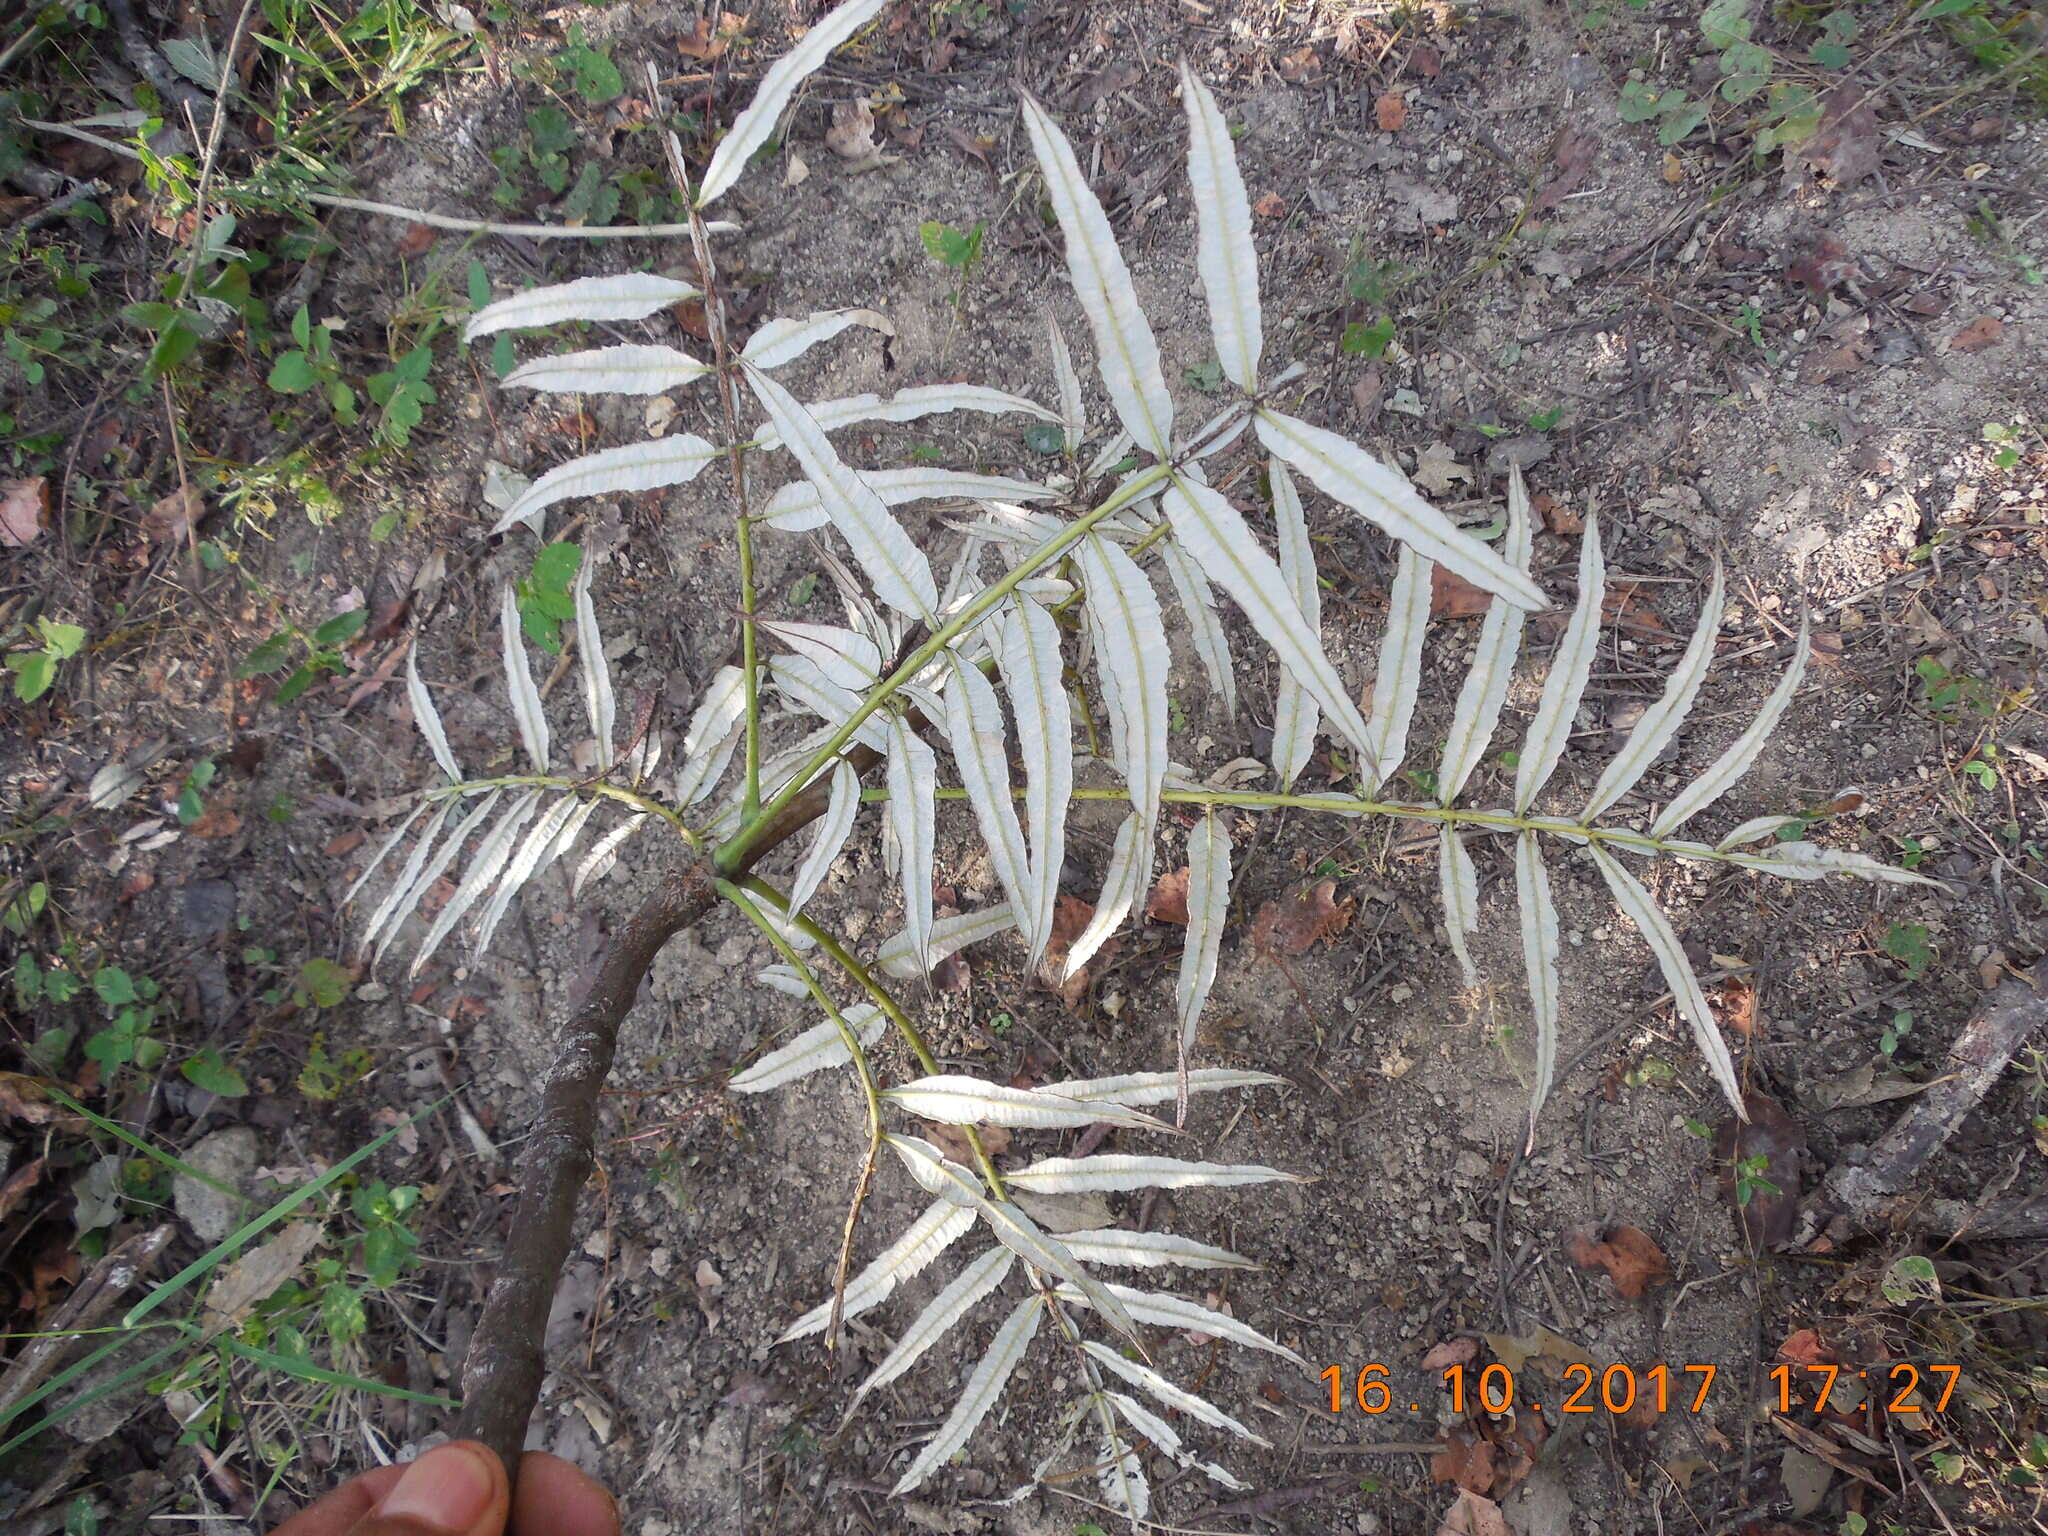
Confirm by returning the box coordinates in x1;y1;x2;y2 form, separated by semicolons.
338;0;1934;1510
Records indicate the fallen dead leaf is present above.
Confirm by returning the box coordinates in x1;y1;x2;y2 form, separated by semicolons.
0;1073;87;1130
1566;1224;1670;1299
825;99;880;162
1037;895;1118;1011
1251;880;1354;957
0;1157;46;1222
1146;867;1191;925
1715;975;1759;1038
1532;491;1584;535
1662;1458;1711;1490
1486;1325;1597;1379
143;485;204;544
0;476;49;547
1532;121;1599;213
1437;1488;1510;1536
1799;336;1870;384
1422;1336;1478;1371
1602;582;1671;642
188;806;242;839
1253;191;1288;219
1431;1428;1495;1494
1410;43;1442;77
1376;91;1407;132
204;1222;322;1331
677;10;746;59
1276;44;1322;82
922;1117;1012;1164
1800;86;1881;187
1430;567;1494;621
1949;315;2004;353
1412;441;1471;496
1775;1328;1832;1368
1714;1091;1808;1249
1662;150;1684;185
1786;232;1856;298
396;222;436;258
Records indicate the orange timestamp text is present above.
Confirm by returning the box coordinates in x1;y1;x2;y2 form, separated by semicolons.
1319;1360;1962;1417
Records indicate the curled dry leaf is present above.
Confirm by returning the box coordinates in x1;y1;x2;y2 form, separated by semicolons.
1437;1488;1511;1536
1565;1223;1670;1298
1430;566;1494;621
1531;121;1598;213
826;99;881;162
1714;975;1759;1038
1375;91;1407;132
1251;880;1354;957
144;485;205;544
0;476;48;547
1038;894;1119;1010
677;10;746;59
1949;316;2004;354
1252;192;1288;219
1431;1427;1495;1494
1800;86;1881;187
1146;866;1191;926
1421;1336;1478;1371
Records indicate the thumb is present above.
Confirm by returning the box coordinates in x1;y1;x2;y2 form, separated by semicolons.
345;1442;510;1536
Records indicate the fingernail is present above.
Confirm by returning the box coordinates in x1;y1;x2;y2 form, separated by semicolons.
377;1443;497;1531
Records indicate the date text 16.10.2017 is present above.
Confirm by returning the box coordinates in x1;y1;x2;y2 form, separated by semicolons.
1321;1362;1962;1417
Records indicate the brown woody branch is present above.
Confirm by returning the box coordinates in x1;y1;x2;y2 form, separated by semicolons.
450;746;884;1479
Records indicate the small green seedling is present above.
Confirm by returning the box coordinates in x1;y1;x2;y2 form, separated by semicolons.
516;541;584;652
267;305;360;425
7;616;87;701
1882;921;1934;980
920;219;985;276
1732;1151;1780;1207
364;330;439;449
1880;1008;1913;1058
239;606;370;703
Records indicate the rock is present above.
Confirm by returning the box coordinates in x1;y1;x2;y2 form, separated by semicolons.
173;1126;258;1242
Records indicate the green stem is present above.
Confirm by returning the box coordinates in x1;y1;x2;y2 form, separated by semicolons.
712;462;1174;876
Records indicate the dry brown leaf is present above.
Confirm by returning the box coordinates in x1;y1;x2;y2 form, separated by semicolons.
1565;1224;1670;1298
1602;582;1671;642
1799;337;1870;384
0;1157;46;1222
1251;880;1354;957
1430;566;1494;621
1376;91;1407;132
825;99;880;162
1532;121;1599;213
1421;1336;1478;1371
1662;150;1684;185
1431;1428;1495;1494
203;1222;322;1330
1775;1327;1832;1367
677;10;746;59
1410;43;1443;77
1715;1091;1808;1249
188;805;242;839
1276;44;1321;82
397;222;437;258
1037;895;1117;1011
1800;86;1881;187
1715;975;1759;1038
1147;867;1191;926
1253;191;1288;219
0;1073;88;1129
0;476;49;547
1436;1488;1510;1536
1532;490;1584;535
1949;315;2004;353
1662;1458;1711;1490
143;485;203;544
1486;1325;1597;1379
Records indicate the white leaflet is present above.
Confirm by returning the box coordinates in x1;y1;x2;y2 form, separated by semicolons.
1515;514;1605;813
500;585;550;771
1515;831;1562;1140
753;382;1055;450
1269;456;1321;790
747;367;937;620
494;434;720;535
1108;1392;1247;1491
1650;615;1810;838
1047;1067;1286;1105
572;813;647;896
1158;536;1237;718
877;903;1016;978
740;307;893;371
1061;1230;1257;1272
1364;542;1433;791
885;1075;1169;1133
1162;476;1378;772
761;619;881;691
1018;94;1175;457
1065;813;1145;983
1182;400;1252;462
995;599;1070;969
755;963;811;998
730;1002;885;1093
1440;827;1480;987
1085;429;1136;482
885;713;937;978
1047;311;1085;452
539;796;599;875
1738;841;1945;887
1717;814;1805;849
854;1247;1014;1404
695;0;890;208
760;467;1055;533
1177;814;1231;1117
1084;1340;1268;1442
1584;565;1725;820
404;649;461;781
463;273;699;342
1254;408;1547;610
411;790;542;976
787;758;860;918
1007;1155;1302;1194
342;802;429;913
1055;1281;1310;1369
779;1200;976;1342
503;344;713;397
885;1137;1139;1339
770;656;888;751
372;794;502;963
943;655;1032;929
572;554;615;771
673;665;747;806
355;800;451;957
1588;844;1745;1117
1437;463;1535;803
1098;1427;1149;1524
470;794;579;958
1073;533;1168;853
1178;61;1263;392
891;1294;1042;1495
